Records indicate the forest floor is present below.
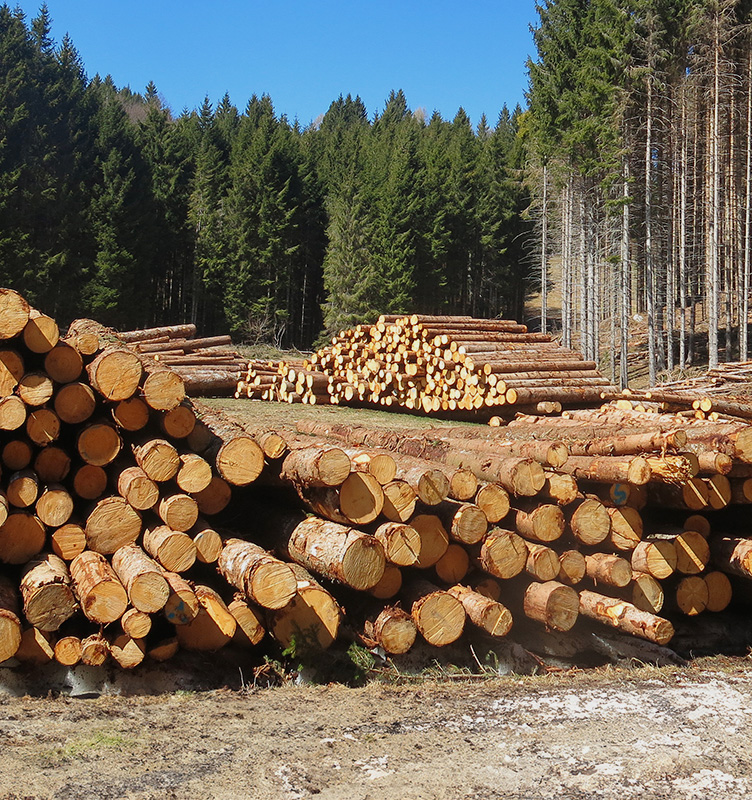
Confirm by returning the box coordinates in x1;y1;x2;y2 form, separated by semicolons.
3;657;752;799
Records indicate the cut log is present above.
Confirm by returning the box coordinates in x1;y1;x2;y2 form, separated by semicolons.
448;468;479;501
558;549;586;586
303;473;384;526
710;536;752;579
0;512;46;563
175;453;213;494
525;542;561;582
447;584;512;637
191;519;223;564
192;476;232;515
628;572;665;614
476;528;528;579
0;348;24;396
439;501;488;545
381;480;417;522
368;565;402;599
269;565;341;651
409;514;450;568
35;484;74;527
141;365;185;412
372;522;421;566
85;496;141;554
283;515;385;591
87;346;142;401
434;543;470;584
70;551;128;624
77;422;122;466
116;465;159;511
514;504;565;543
631;539;677;580
132;438;180;482
192;406;265;486
120;607;152;639
175;585;236;651
578;590;674;644
44;342;83;384
703;571;732;612
22;309;59;353
109;633;146;669
541;472;579;506
34;446;71;484
146;636;179;662
585;553;633;588
523;581;579;632
228;597;265;647
218;538;297;609
474;483;510;523
161;570;199;626
14;627;54;665
80;633;109;666
7;469;39;508
142;525;197;573
72;465;108;500
496;458;545;496
112;397;150;432
0;396;26;430
403;578;466;646
0;575;22;662
395;461;450;505
567;498;611;546
25;408;60;446
674;576;709;616
50;522;86;561
160;403;197;439
111;544;170;613
346;448;397;485
156;492;199;532
367;606;417;654
0;288;30;338
607;506;643;551
54;635;82;666
558;455;651;485
672;531;711;575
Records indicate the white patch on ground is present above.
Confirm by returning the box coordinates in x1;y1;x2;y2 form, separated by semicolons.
274;765;306;799
354;755;393;780
673;768;752;799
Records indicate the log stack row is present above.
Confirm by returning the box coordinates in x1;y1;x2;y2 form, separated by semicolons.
4;287;752;674
237;314;618;417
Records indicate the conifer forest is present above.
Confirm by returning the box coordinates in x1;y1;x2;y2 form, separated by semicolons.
3;2;752;385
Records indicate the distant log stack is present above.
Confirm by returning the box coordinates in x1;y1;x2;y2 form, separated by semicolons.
236;315;618;417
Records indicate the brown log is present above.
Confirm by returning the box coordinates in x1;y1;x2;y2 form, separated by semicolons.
44;342;83;384
7;469;39;508
447;584;512;637
578;590;674;644
26;408;60;446
34;446;71;483
35;484;74;527
17;372;54;406
523;581;579;631
50;522;86;561
475;483;511;523
395;460;450;505
368;564;403;599
403;578;466;646
228;597;265;647
192;475;232;515
112;397;150;431
132;437;180;482
0;512;46;563
703;571;733;612
710;536;752;579
142;525;197;573
160;402;197;439
303;473;384;526
0;288;30;338
283;515;385;590
112;544;170;613
648;479;709;510
175;584;236;651
120;323;197;343
671;531;711;575
496;458;546;496
53;382;96;426
585;553;633;588
15;627;54;664
84;496;141;554
476;528;528;579
269;564;342;652
381;480;417;522
140;365;186;412
72;465;108;500
87;346;143;401
22;308;58;353
674;576;709;616
70;551;128;624
434;543;470;584
373;521;421;566
218;538;297;610
0;396;26;430
191;408;264;486
542;472;579;506
138;335;233;353
0;575;22;662
684;514;711;537
705;474;731;510
54;635;82;666
77;422;122;467
120;608;152;639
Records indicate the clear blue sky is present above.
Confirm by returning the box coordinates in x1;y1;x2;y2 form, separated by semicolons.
13;1;538;127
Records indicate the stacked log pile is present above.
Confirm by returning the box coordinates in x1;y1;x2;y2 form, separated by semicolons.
237;315;618;417
4;286;752;674
118;323;246;396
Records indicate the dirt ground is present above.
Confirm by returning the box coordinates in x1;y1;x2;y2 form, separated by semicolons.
3;658;752;800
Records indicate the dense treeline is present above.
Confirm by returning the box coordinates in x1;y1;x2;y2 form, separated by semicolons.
526;0;752;386
0;5;529;347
